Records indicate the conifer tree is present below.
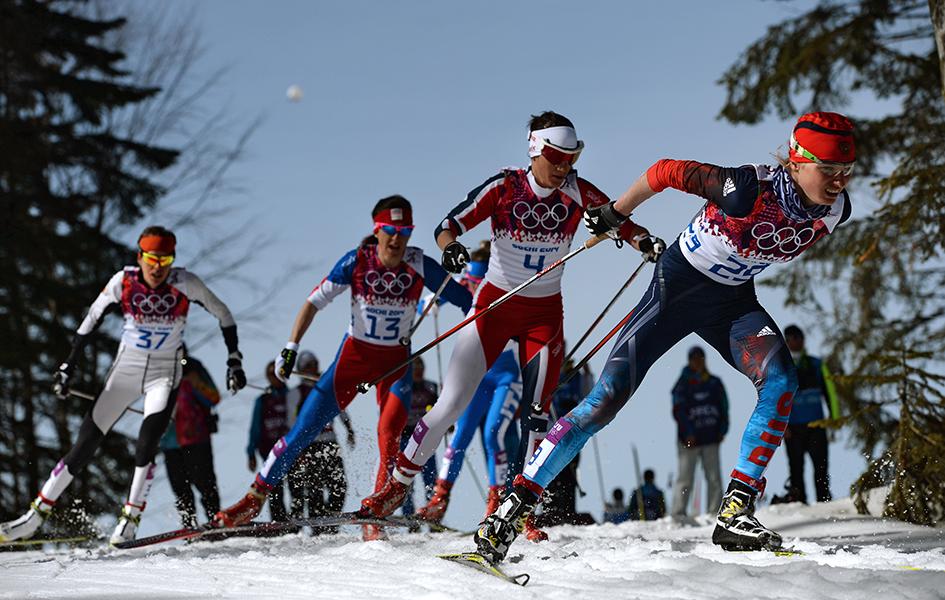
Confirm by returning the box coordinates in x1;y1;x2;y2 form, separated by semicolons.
0;0;177;523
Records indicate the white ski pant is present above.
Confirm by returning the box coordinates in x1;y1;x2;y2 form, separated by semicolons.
39;346;182;510
670;441;723;517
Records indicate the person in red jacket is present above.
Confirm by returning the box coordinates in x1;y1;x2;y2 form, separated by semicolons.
160;354;222;529
476;112;856;561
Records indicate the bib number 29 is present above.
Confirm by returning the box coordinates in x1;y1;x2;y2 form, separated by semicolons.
708;256;770;282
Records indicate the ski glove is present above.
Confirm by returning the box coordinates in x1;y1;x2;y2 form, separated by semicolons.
635;235;666;263
441;241;470;274
583;201;628;238
226;352;247;394
52;363;72;399
275;343;298;382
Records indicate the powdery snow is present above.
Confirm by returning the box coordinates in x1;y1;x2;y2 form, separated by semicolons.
1;498;943;600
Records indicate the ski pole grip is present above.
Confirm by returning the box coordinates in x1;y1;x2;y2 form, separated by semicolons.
583;233;609;249
356;382;371;394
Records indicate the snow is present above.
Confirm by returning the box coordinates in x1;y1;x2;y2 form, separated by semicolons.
2;498;943;600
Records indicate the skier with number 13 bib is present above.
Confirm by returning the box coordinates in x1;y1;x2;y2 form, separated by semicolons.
474;112;856;561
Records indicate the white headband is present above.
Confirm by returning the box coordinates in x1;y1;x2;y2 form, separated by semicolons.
528;126;580;158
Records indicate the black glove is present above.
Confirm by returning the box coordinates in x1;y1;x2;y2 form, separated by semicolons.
52;362;72;399
226;352;247;394
636;235;666;263
441;241;470;274
276;345;298;382
583;201;628;237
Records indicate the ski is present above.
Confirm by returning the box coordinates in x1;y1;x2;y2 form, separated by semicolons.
0;535;97;550
437;551;530;586
112;512;401;550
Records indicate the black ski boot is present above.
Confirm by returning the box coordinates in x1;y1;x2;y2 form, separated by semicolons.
712;480;782;551
474;477;539;564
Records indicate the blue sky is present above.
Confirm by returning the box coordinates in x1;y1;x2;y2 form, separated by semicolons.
108;0;883;533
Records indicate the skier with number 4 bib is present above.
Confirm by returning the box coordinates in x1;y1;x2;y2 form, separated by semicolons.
214;196;470;541
474;112;856;561
358;112;658;544
0;226;246;545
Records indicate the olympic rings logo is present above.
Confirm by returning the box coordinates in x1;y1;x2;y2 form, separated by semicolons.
364;271;414;295
512;201;569;231
750;222;815;254
132;293;178;315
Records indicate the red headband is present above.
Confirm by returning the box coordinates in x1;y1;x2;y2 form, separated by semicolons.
789;111;855;164
138;234;176;254
373;207;412;226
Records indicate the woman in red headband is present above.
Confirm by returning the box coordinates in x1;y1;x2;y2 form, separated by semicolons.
214;195;472;541
0;226;246;545
473;112;856;562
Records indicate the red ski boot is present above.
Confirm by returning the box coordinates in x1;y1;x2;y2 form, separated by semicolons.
523;513;549;542
416;479;452;523
213;483;267;527
484;485;503;518
359;477;409;518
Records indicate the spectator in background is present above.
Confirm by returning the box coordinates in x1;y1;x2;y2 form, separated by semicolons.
247;361;290;521
400;358;439;519
286;351;355;528
603;488;630;524
160;354;221;528
629;469;666;521
783;325;840;503
671;346;728;520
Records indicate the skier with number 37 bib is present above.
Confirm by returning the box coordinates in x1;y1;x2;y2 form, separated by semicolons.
357;112;659;544
0;226;247;545
474;112;856;561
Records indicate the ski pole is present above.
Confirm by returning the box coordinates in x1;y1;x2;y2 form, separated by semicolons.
292;371;319;382
357;234;609;393
539;307;637;409
591;436;607;511
245;382;272;393
69;389;144;415
565;259;648;364
632;444;646;521
400;276;451;346
433;307;444;391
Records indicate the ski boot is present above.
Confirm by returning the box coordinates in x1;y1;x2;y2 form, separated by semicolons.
359;476;409;518
0;497;54;542
523;513;549;542
474;476;540;564
361;523;389;542
109;503;143;545
416;479;452;523
213;482;268;527
483;485;503;519
712;479;782;551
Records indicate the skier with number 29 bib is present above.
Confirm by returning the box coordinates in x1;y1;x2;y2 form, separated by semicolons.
358;111;658;544
474;111;856;561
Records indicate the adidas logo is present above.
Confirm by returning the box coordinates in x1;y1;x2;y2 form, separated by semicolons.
722;178;736;197
756;326;776;337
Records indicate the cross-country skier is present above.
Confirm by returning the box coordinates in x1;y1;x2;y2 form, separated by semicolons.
213;196;471;541
415;243;523;523
474;111;856;560
358;112;657;544
0;226;246;545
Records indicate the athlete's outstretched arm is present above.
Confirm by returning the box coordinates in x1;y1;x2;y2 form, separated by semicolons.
287;301;317;344
613;172;658;218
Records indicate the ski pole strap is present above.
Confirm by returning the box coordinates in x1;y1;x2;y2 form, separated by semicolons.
565;259;648;364
401;275;450;345
357;234;607;393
